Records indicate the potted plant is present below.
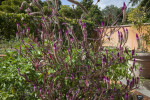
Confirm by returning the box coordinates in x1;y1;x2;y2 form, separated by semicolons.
128;6;150;79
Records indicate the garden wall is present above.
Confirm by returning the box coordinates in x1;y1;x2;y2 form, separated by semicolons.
102;23;150;51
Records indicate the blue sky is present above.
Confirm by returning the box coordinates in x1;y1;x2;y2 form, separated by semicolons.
41;0;133;9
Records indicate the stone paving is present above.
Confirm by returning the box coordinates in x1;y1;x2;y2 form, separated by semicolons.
121;78;150;99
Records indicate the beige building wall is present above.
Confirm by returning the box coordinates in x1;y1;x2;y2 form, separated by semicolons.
102;24;150;51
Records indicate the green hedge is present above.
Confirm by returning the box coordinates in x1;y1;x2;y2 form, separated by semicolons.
0;11;95;39
0;11;36;39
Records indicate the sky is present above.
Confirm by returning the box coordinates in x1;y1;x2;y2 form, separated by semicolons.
41;0;134;9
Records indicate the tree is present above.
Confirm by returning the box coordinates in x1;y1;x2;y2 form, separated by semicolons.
0;0;5;5
129;0;150;22
43;0;62;10
75;0;103;24
58;5;75;19
102;5;122;24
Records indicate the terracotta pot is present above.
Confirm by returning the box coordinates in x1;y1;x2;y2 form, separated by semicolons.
134;53;150;79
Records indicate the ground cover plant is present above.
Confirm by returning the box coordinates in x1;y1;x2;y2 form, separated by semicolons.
1;0;142;99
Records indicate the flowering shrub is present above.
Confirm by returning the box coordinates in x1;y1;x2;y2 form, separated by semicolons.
15;0;142;99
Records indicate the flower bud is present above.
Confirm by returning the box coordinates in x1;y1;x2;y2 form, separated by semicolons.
34;84;36;91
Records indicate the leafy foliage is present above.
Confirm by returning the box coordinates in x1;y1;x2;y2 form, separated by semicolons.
0;39;39;100
102;5;123;24
12;0;141;99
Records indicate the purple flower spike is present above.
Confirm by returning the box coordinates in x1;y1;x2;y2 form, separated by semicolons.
122;2;127;11
82;23;86;29
47;89;49;94
137;77;139;84
34;84;36;91
102;56;105;64
110;95;113;100
120;32;123;40
131;67;133;72
101;21;104;26
127;79;129;85
27;27;30;32
132;49;135;56
98;28;101;33
118;31;120;36
139;67;142;72
65;29;68;35
117;52;120;57
133;58;135;64
123;27;125;32
126;29;128;34
16;32;19;39
58;29;61;34
103;76;106;81
53;43;56;50
40;88;42;94
136;34;139;40
105;49;108;56
106;77;109;83
71;74;74;80
125;93;128;100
